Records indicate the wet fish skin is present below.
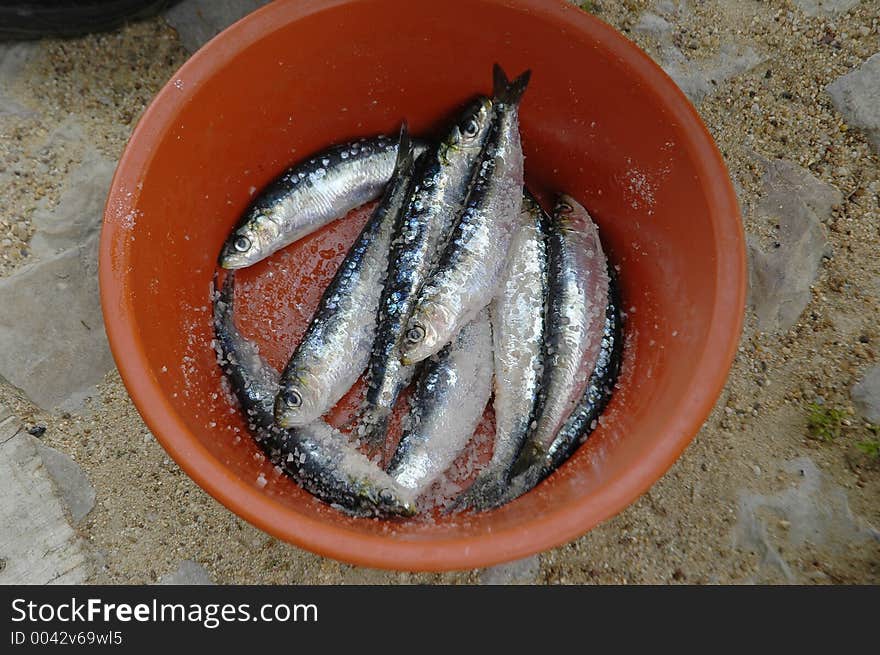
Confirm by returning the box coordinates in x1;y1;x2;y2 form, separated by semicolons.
491;269;623;508
275;421;417;517
358;96;496;449
450;191;548;511
274;126;418;429
386;310;494;498
211;270;279;438
401;66;529;366
211;272;416;517
544;266;623;472
511;194;610;473
219;135;428;269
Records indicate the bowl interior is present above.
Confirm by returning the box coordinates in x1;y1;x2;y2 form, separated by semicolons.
101;0;744;570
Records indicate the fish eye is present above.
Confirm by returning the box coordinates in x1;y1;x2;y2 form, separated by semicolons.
234;235;251;252
557;201;573;214
379;489;393;503
462;119;479;138
405;324;426;344
282;388;302;409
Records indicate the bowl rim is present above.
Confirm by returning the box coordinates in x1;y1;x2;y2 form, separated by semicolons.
99;0;746;571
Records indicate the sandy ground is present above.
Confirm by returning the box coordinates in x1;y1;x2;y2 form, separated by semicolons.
1;1;878;584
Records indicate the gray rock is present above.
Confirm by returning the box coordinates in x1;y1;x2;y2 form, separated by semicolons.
660;43;764;103
0;42;38;117
734;457;880;583
479;555;541;585
655;0;685;17
0;404;92;585
158;560;214;585
0;401;22;444
661;42;764;103
792;0;861;16
34;441;96;525
852;366;880;424
633;2;756;105
164;0;271;53
36;118;88;167
747;159;841;332
0;234;114;411
827;53;880;155
761;158;843;218
30;149;116;259
634;12;673;38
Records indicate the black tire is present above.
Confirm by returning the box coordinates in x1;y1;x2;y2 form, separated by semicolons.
0;0;179;40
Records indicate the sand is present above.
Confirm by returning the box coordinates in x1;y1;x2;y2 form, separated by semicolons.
0;1;877;584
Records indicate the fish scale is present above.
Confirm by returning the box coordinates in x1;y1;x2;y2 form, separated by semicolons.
494;268;623;507
212;272;416;516
274;128;418;428
510;195;610;479
219;135;428;269
451;191;548;511
357;96;496;450
400;66;529;367
386;310;494;498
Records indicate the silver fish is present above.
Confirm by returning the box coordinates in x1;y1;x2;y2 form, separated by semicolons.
212;272;416;516
357;96;496;450
401;65;529;366
511;194;609;474
544;264;623;472
219;134;428;269
451;191;548;511
386;310;493;498
492;267;622;509
274;125;417;428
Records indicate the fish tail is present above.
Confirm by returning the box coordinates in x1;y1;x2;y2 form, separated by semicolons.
492;63;510;96
445;471;507;514
353;403;391;453
493;64;531;106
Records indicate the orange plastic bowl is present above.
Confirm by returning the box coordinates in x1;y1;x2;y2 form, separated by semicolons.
100;0;745;571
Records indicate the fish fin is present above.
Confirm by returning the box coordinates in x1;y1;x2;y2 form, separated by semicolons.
508;438;545;479
393;120;414;173
493;65;531;106
492;63;510;96
521;186;541;215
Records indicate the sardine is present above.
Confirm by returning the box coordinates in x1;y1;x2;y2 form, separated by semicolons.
401;65;530;366
544;265;623;472
511;194;609;473
274;125;418;428
450;191;548;511
357;96;496;449
212;272;415;516
386;310;493;498
211;271;280;439
219;134;428;269
492;268;623;508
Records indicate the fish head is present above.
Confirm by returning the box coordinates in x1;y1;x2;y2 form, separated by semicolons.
555;194;578;216
400;301;453;366
274;373;324;428
553;194;592;233
219;209;281;269
356;480;418;517
444;96;494;155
